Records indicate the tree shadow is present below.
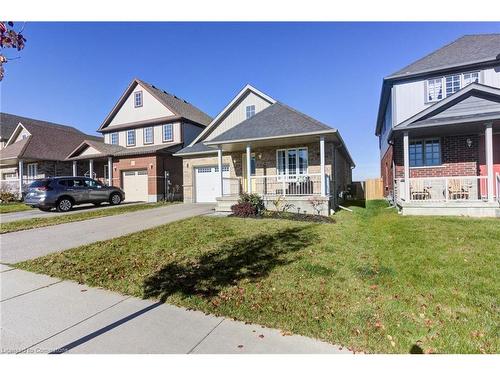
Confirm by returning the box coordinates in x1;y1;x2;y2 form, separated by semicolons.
143;225;315;302
342;199;366;208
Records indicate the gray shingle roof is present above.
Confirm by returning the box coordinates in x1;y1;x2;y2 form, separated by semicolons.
388;34;500;79
0;113;21;140
175;142;215;155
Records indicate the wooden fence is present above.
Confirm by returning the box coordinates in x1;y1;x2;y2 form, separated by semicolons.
364;178;384;200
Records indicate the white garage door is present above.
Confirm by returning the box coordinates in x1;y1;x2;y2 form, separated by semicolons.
195;165;230;203
122;170;148;202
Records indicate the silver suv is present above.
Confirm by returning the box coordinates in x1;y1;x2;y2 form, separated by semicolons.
24;177;125;212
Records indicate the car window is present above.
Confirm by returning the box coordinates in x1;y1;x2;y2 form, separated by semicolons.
85;179;103;188
58;180;68;187
30;179;50;188
74;179;86;187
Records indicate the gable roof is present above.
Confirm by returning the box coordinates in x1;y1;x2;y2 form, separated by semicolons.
0;112;21;141
0;113;102;162
98;78;212;131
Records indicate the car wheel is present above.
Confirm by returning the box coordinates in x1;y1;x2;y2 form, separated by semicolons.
57;198;73;212
109;193;122;205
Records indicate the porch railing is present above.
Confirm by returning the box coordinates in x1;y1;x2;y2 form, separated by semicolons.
222;177;241;196
250;173;325;196
0;178;37;196
395;176;490;203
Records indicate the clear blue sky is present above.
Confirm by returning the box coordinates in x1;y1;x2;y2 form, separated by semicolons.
2;22;500;180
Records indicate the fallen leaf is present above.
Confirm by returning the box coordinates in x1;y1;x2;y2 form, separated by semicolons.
237;345;244;348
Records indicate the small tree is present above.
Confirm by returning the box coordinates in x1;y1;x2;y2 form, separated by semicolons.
308;197;324;216
0;21;27;81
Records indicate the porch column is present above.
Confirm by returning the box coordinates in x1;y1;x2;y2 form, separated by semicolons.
18;159;23;197
217;146;223;196
485;123;494;202
89;159;94;179
107;157;113;186
320;136;326;196
403;131;410;200
246;144;252;193
72;161;77;176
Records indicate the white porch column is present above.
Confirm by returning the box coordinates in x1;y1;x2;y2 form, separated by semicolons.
485;123;494;202
89;159;94;179
320;136;326;196
403;131;410;201
72;161;77;176
246;144;252;193
217;146;223;196
107;157;113;186
18;159;23;197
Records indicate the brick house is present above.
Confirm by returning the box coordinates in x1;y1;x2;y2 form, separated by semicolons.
376;34;500;217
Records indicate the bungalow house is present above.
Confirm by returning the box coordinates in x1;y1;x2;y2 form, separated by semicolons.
175;85;355;216
376;34;500;217
65;78;211;202
0;113;102;196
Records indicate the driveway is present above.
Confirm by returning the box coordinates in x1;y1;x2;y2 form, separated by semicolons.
0;203;214;264
0;268;346;354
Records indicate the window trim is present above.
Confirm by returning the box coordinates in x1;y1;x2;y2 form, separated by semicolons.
110;132;119;145
245;105;256;119
162;123;174;143
409;138;442;168
425;71;480;103
143;127;154;145
27;163;38;180
276;147;309;176
126;129;136;147
134;91;143;108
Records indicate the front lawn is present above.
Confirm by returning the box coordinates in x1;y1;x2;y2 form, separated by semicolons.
1;201;177;234
17;201;500;353
0;202;33;214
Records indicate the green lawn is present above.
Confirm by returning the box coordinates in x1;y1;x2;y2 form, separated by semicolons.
17;200;500;353
1;201;177;234
0;202;33;214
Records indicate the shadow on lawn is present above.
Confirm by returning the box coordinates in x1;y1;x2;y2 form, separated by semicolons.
142;225;315;302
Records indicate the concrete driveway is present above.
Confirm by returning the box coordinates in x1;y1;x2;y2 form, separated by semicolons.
0;203;214;264
0;268;346;354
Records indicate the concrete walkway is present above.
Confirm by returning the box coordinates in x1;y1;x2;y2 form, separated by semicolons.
0;268;346;354
0;203;214;264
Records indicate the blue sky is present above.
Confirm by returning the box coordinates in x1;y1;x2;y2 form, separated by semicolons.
2;22;500;180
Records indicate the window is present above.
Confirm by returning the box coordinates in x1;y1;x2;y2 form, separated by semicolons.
163;123;173;142
84;179;103;188
110;132;119;145
143;127;154;144
134;91;143;108
246;105;256;119
277;148;308;175
27;163;37;179
426;71;480;102
126;129;136;146
409;139;441;167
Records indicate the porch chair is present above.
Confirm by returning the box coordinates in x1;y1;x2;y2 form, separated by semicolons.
410;179;431;200
448;179;470;200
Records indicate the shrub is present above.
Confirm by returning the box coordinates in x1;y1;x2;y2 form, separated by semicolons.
231;202;257;217
0;189;18;203
238;193;265;214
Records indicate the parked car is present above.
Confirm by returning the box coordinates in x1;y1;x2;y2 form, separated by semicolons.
24;177;125;212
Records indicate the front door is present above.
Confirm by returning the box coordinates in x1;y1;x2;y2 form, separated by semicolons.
241;153;256;193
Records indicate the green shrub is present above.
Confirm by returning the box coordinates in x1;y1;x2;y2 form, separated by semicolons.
238;193;265;214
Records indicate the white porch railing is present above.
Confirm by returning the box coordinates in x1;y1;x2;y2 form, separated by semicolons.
222;177;241;196
395;176;491;203
250;173;326;196
0;178;38;196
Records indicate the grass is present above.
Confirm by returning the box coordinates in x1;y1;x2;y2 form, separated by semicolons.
0;201;177;234
0;202;33;214
17;200;500;353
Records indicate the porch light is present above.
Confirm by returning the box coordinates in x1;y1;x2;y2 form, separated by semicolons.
466;138;473;148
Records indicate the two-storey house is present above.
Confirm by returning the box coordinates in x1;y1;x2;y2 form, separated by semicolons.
376;34;500;217
66;79;211;202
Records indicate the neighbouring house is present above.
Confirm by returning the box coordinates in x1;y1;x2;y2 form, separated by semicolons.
0;113;102;197
175;84;355;216
65;78;211;202
376;34;500;217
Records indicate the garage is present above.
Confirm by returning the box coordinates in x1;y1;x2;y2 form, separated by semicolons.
195;165;230;202
122;170;148;202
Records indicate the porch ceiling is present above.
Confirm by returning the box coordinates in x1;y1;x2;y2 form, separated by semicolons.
394;119;500;138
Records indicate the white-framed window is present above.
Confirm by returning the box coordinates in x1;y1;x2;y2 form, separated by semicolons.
426;71;479;102
409;138;441;167
134;91;143;108
143;127;154;144
110;132;119;145
163;123;173;142
126;129;136;146
27;163;38;180
276;148;308;176
246;105;256;119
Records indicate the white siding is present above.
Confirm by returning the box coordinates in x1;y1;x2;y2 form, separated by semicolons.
80;145;101;156
104;122;182;148
12;126;31;144
483;66;500;87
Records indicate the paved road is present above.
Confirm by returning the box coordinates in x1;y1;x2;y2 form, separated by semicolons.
0;268;346;354
0;203;214;264
0;201;143;224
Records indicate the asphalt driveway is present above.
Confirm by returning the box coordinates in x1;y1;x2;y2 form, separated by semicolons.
0;268;345;354
0;203;214;264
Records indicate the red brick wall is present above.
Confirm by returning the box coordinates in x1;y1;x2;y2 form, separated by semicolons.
380;145;394;197
112;155;158;195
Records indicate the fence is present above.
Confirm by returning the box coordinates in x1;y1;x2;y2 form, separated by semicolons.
365;178;384;200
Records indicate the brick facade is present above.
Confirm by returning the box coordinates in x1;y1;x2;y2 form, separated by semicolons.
380;145;394;197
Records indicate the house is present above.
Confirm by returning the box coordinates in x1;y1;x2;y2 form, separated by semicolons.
65;78;212;202
175;85;355;216
376;34;500;217
0;113;102;196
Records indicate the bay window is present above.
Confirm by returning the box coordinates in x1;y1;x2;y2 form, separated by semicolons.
277;148;308;176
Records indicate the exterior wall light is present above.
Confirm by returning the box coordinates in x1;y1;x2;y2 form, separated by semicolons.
466;138;473;148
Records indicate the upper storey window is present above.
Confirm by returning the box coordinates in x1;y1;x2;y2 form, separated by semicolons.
426;71;479;103
246;105;256;119
110;132;119;145
134;91;143;108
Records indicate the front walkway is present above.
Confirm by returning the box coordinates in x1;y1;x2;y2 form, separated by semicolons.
0;268;345;354
0;203;215;264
